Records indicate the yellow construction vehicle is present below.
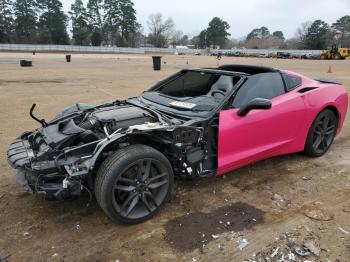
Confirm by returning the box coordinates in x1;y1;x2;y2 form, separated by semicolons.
320;45;350;60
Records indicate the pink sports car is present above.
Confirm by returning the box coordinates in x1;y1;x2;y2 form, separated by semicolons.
8;64;348;223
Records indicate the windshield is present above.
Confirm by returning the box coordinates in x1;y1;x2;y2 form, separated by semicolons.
158;71;214;97
140;70;241;114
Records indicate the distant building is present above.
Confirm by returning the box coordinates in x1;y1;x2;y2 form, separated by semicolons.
175;45;189;49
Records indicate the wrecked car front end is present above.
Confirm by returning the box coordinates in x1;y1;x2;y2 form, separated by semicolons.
7;99;210;200
7;101;173;199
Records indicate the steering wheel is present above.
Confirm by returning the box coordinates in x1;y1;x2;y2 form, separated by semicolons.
211;90;226;97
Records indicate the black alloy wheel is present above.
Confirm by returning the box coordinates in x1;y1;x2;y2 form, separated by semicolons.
95;145;173;224
304;109;337;157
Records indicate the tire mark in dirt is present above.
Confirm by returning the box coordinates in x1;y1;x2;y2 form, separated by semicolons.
0;79;64;84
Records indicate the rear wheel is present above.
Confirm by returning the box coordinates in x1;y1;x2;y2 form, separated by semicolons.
95;144;173;224
320;54;327;60
304;109;337;157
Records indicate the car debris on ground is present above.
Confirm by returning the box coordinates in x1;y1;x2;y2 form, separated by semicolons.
294;245;310;256
271;193;291;210
304;208;334;221
304;241;320;256
23;232;31;240
270;247;279;258
238;238;249;251
243;227;325;262
0;248;11;262
338;227;349;234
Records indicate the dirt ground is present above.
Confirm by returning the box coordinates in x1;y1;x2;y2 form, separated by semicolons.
0;52;349;262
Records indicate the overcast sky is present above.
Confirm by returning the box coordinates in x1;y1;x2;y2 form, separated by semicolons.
61;0;350;39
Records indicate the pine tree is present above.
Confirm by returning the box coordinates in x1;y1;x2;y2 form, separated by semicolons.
103;0;121;46
69;0;89;45
305;20;330;49
206;17;230;48
13;0;38;43
118;0;139;46
90;30;102;46
86;0;102;45
87;0;102;30
332;15;350;47
37;0;69;44
0;0;14;43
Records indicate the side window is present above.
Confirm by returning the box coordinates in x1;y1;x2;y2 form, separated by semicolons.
233;73;285;108
282;74;302;91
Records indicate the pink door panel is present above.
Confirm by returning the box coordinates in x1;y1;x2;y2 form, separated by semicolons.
217;92;307;175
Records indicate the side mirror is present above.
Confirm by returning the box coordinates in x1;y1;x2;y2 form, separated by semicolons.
237;98;272;116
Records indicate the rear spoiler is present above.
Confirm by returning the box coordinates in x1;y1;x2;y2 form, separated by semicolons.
312;77;342;85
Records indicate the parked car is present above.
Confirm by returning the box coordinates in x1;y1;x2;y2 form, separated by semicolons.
277;52;291;59
8;65;348;224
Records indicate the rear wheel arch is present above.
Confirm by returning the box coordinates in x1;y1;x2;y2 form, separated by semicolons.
323;105;340;129
305;105;340;135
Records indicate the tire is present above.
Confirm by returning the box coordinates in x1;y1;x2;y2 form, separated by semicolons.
333;53;341;60
304;109;338;157
95;144;173;224
320;55;327;60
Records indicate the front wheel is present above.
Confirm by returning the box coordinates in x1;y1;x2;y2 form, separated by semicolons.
333;53;341;60
304;109;337;157
95;144;173;224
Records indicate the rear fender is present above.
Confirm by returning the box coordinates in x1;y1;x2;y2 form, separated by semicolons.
300;84;348;142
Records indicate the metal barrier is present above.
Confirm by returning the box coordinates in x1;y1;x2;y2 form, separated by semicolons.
0;44;321;56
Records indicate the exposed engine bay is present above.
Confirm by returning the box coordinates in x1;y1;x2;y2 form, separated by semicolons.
8;100;218;200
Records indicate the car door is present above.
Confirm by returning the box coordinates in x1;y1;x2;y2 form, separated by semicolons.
217;72;307;175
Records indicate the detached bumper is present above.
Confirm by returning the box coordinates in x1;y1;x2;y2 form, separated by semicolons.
7;139;34;168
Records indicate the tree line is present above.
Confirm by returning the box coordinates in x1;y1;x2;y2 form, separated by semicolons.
241;17;350;50
189;16;350;50
0;0;140;46
0;0;349;50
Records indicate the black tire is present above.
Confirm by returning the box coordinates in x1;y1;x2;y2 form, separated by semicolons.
304;109;338;157
95;144;173;224
333;53;341;60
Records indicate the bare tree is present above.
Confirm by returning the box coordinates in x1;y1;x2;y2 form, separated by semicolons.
245;37;273;49
147;13;174;47
295;21;312;48
170;30;183;46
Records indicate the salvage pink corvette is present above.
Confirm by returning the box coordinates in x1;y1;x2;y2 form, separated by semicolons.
8;65;348;223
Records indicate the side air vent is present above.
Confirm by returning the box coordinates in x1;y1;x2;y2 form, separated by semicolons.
298;87;318;93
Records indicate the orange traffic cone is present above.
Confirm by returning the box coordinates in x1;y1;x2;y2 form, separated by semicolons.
327;65;333;73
